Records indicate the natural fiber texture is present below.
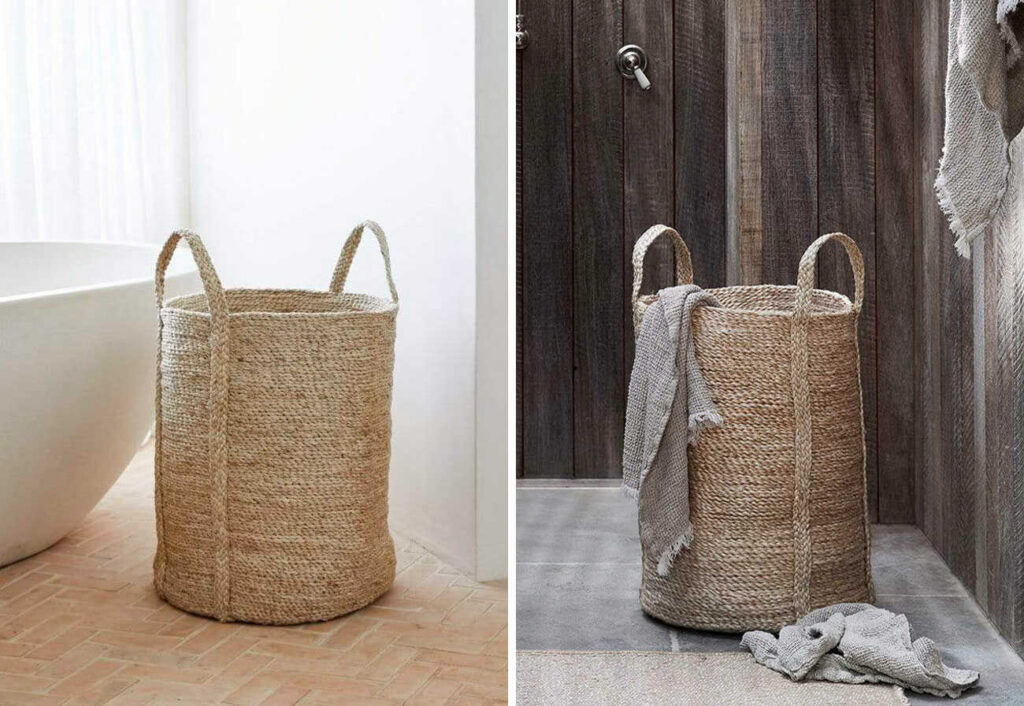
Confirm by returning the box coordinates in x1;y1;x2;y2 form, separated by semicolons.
622;283;722;577
517;651;909;706
632;227;873;633
153;221;398;625
936;0;1024;257
742;603;980;698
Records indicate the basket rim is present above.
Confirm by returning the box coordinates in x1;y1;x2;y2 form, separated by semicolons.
639;284;854;319
162;287;398;319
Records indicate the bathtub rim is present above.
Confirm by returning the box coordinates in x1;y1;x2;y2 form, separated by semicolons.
0;240;197;306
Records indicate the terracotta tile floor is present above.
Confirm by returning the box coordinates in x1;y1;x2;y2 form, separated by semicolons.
0;445;507;705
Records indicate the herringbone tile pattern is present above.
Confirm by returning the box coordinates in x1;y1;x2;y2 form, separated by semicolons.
0;446;507;705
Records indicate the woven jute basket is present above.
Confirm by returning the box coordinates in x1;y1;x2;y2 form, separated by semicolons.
153;221;398;625
632;225;874;633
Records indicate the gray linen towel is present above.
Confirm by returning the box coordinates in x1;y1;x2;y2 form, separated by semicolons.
742;603;980;699
622;285;721;576
937;0;1024;257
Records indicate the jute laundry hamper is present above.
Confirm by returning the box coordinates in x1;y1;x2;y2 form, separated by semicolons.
153;221;398;625
632;225;874;633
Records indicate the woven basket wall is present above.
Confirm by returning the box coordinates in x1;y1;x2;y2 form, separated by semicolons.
153;221;398;625
631;225;874;633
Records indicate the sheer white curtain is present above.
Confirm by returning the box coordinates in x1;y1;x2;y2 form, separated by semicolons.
0;0;189;243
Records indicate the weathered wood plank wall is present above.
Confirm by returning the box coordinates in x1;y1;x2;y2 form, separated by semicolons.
517;0;724;480
518;0;896;522
519;0;573;478
875;0;916;529
913;0;1024;657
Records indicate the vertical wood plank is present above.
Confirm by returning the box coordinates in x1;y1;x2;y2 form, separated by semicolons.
818;0;878;522
874;0;915;523
573;0;624;478
761;0;816;287
933;0;972;586
624;0;674;365
984;197;1013;637
986;137;1024;651
675;0;727;287
939;209;975;588
726;0;762;286
1012;152;1024;654
915;0;946;547
516;32;524;478
520;0;574;478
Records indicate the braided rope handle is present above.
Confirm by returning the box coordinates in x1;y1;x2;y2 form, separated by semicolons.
630;224;694;308
789;232;869;616
154;230;232;621
330;220;399;302
794;232;865;317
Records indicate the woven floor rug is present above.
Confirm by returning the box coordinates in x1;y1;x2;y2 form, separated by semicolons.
517;651;909;705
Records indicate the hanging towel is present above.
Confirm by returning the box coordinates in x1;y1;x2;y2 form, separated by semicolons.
937;0;1024;257
742;603;980;699
622;284;721;577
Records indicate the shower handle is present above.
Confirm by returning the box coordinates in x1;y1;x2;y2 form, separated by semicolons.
616;45;650;90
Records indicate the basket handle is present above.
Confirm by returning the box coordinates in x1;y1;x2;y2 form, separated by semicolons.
631;224;694;308
154;230;232;621
794;233;865;316
788;231;868;618
329;220;399;302
156;230;229;314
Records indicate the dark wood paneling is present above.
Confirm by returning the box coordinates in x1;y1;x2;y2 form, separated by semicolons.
875;0;916;523
914;0;977;621
939;208;975;588
624;0;675;360
520;0;574;478
675;0;726;287
572;0;624;478
915;0;946;547
915;0;1024;657
817;0;878;522
910;0;975;597
984;208;1014;637
516;30;524;478
1012;207;1024;655
761;0;816;287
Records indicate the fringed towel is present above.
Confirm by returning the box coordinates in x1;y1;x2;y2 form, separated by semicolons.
937;0;1024;257
742;603;980;699
622;284;721;577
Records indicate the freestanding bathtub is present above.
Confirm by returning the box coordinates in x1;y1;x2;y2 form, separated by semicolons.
0;242;199;566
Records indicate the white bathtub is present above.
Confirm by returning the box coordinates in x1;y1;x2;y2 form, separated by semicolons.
0;242;199;566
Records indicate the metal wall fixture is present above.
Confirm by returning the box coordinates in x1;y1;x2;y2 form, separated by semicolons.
616;44;650;90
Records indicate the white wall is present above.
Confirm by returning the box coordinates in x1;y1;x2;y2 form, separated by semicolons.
187;0;484;575
474;0;508;581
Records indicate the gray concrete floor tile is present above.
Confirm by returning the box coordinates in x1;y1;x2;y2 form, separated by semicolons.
517;486;1024;705
516;563;673;651
872;525;969;598
516;487;639;565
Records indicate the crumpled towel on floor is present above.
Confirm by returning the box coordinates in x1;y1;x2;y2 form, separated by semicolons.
741;603;979;698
